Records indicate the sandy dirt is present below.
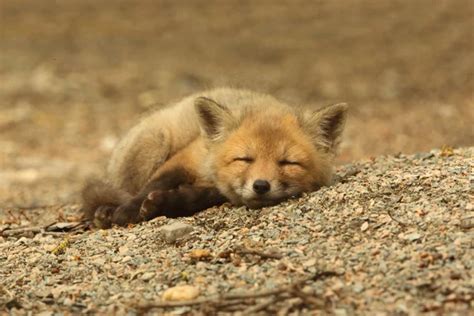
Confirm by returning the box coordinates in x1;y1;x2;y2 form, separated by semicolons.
1;148;473;315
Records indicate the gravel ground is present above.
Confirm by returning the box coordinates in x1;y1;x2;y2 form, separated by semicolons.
1;2;473;314
1;147;472;315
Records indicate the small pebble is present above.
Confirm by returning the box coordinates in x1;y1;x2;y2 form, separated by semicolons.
360;221;369;232
162;285;200;301
140;272;156;281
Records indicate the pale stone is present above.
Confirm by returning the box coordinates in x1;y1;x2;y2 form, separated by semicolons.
361;221;369;232
162;285;200;302
160;222;193;243
141;272;155;281
189;249;211;260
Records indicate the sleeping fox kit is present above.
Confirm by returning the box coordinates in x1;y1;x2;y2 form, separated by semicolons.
82;88;348;228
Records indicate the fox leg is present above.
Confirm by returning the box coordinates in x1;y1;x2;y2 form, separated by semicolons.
109;167;226;226
109;168;193;226
139;185;227;220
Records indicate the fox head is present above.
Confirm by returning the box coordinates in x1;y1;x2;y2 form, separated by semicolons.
195;96;348;208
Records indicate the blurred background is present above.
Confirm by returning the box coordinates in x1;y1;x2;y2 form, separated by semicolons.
0;0;473;209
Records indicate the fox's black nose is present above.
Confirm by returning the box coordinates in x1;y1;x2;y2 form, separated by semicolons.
253;179;270;194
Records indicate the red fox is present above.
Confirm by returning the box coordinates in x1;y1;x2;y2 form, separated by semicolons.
82;88;348;228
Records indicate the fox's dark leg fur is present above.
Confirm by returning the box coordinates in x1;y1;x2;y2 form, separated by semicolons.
84;168;226;228
140;185;227;220
109;168;193;226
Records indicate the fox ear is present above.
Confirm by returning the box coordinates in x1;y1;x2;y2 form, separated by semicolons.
300;103;348;152
195;97;235;141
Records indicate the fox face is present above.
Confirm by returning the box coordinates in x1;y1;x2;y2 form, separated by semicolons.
195;97;347;208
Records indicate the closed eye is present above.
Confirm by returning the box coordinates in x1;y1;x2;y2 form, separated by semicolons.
279;159;301;166
234;157;254;163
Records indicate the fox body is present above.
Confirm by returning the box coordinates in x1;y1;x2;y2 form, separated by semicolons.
82;88;347;228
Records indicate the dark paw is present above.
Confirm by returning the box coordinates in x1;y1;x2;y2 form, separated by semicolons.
93;205;115;229
111;201;142;226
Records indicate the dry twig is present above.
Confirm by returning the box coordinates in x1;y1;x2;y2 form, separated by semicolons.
387;209;408;226
234;245;283;259
242;297;278;314
219;245;283;261
136;271;340;313
1;226;42;237
1;220;87;238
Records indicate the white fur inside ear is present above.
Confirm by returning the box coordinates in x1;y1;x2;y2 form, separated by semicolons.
301;103;348;152
194;97;235;141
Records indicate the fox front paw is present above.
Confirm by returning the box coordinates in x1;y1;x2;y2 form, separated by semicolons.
92;202;142;228
139;190;166;220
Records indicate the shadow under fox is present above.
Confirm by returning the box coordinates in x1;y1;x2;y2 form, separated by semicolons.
82;88;348;228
